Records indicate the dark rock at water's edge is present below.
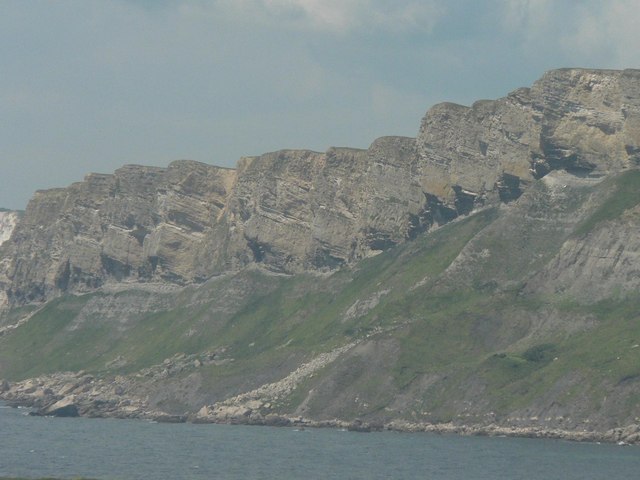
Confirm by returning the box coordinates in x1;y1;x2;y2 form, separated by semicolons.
2;372;640;445
29;404;79;418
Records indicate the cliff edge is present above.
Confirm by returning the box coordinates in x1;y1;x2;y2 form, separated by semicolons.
2;68;639;307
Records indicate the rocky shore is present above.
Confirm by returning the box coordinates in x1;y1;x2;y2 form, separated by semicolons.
0;373;165;421
2;68;640;456
2;372;639;446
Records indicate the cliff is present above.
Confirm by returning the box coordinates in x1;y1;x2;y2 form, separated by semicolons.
2;68;639;308
0;161;236;305
0;210;20;308
417;68;640;209
0;210;19;247
1;68;640;442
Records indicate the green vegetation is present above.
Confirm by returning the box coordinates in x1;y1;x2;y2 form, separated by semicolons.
2;170;640;424
474;294;640;412
0;295;100;378
521;343;557;363
0;204;502;419
574;169;640;236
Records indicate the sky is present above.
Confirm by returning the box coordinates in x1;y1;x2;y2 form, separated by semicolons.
1;0;639;209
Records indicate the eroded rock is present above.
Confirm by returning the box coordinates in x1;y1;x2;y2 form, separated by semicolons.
3;69;638;306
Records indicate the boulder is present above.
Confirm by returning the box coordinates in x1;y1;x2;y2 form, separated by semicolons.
43;397;80;417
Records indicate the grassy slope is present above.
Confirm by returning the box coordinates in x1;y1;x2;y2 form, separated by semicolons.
282;170;640;425
1;170;640;427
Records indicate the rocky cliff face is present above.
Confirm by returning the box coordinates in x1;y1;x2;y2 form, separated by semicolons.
416;68;640;204
2;68;640;441
1;68;639;307
216;138;423;274
0;210;20;308
0;211;19;247
0;161;236;305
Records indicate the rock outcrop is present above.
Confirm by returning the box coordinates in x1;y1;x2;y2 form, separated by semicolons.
525;199;640;302
216;139;424;273
0;210;19;247
1;161;236;305
416;68;640;205
0;210;20;309
4;372;640;444
1;68;639;307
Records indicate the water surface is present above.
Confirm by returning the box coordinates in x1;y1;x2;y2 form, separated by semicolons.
1;404;637;479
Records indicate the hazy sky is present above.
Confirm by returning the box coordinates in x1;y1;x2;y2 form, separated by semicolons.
1;0;639;209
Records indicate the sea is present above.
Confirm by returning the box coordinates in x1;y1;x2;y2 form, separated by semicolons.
0;403;638;480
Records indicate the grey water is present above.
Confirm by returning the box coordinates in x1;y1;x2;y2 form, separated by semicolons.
1;404;638;480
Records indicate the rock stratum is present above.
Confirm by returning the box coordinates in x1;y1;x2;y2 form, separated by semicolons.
2;68;640;307
1;68;640;443
0;210;20;247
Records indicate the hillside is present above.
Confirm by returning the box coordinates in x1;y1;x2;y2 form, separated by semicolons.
1;68;640;443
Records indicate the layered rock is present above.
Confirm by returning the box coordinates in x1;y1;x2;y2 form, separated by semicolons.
0;210;20;308
1;68;640;306
1;161;236;304
416;68;640;206
525;200;640;302
217;138;424;274
0;138;430;304
0;210;19;247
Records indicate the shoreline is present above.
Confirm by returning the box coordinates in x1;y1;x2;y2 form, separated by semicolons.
2;396;638;447
2;373;639;446
191;415;640;446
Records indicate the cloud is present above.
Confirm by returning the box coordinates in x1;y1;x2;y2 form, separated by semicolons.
370;82;430;134
264;0;363;31
501;0;552;30
368;2;445;33
5;0;635;211
497;0;640;68
205;0;445;34
499;0;557;53
560;0;640;67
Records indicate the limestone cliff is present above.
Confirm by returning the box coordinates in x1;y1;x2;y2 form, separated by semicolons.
3;68;640;441
0;210;20;309
0;210;19;247
416;68;640;205
215;138;423;274
1;68;639;307
1;161;236;304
